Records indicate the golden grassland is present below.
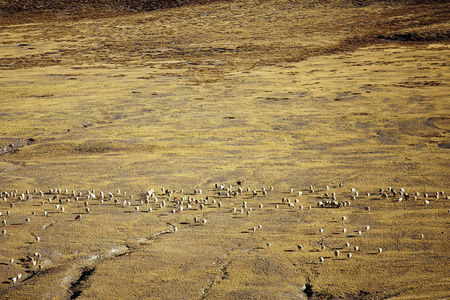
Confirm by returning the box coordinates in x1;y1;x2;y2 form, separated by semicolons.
0;0;449;299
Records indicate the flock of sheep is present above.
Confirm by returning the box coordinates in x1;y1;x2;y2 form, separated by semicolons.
1;181;448;286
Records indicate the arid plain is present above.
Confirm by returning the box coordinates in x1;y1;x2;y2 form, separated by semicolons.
0;0;449;299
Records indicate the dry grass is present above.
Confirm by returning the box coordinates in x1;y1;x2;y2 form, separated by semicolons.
0;0;449;299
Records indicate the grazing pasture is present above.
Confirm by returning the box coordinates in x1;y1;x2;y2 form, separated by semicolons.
0;0;449;298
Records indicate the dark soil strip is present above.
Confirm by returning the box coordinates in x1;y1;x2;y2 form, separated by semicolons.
69;266;96;300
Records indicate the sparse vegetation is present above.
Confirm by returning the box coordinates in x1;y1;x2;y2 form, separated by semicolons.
0;0;449;299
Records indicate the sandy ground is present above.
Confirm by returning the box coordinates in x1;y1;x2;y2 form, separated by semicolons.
0;0;449;299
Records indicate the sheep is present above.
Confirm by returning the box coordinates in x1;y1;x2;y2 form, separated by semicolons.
1;220;5;226
364;206;371;211
334;250;340;258
345;242;350;248
258;225;262;229
347;253;352;259
342;216;347;222
297;244;303;250
202;219;207;225
424;200;430;206
343;228;347;234
173;226;178;232
2;229;6;235
319;228;324;234
86;207;90;213
35;236;40;242
319;256;324;263
75;214;82;221
25;218;30;224
9;258;14;265
358;230;362;236
378;248;383;254
267;242;271;248
420;234;424;239
354;246;360;251
135;206;139;212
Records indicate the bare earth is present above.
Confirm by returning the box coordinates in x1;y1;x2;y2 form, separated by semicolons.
0;0;449;299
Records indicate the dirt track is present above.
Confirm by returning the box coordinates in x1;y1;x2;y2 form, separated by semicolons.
0;0;449;299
